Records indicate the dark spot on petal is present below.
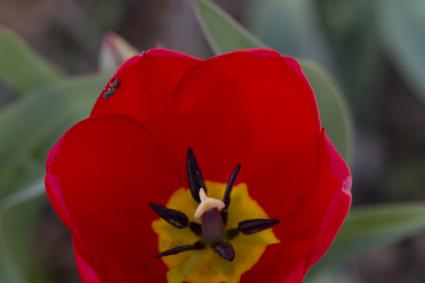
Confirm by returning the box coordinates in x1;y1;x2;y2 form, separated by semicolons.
103;78;120;100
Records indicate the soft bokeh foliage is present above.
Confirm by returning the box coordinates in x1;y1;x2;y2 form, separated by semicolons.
0;0;425;282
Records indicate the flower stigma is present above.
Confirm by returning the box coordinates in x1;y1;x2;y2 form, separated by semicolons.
194;188;225;219
149;148;281;283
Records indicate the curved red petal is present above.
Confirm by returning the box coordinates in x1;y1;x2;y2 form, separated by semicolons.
45;135;74;230
240;131;351;283
91;48;201;133
73;239;101;283
164;48;321;219
292;132;352;280
45;115;183;282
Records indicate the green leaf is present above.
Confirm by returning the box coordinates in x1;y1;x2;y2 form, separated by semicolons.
191;0;353;161
99;33;138;74
0;74;107;282
191;0;267;53
0;26;63;95
246;0;336;73
0;179;48;283
0;179;44;212
318;0;383;122
306;268;362;283
301;59;353;162
316;203;425;270
379;0;425;103
0;74;107;198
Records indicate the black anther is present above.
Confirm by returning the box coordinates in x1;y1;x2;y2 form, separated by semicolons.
148;203;189;229
212;241;235;262
223;164;241;208
221;209;228;225
187;148;206;203
156;241;205;258
238;219;280;235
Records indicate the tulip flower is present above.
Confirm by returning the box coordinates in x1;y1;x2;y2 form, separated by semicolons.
45;48;352;283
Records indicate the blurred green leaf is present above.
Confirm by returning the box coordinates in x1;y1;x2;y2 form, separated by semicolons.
99;33;138;74
191;0;267;53
191;0;353;161
315;203;425;270
306;268;362;283
0;26;63;95
385;161;425;201
302;60;353;162
0;74;107;198
0;179;47;283
247;0;336;73
0;179;44;212
318;0;383;121
379;0;425;103
0;74;107;282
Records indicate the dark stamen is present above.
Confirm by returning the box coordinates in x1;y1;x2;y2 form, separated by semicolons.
223;164;241;208
212;241;235;262
189;221;202;236
103;78;120;99
221;210;228;225
238;219;280;235
156;241;205;258
150;149;280;263
187;148;206;203
225;228;240;240
148;203;189;229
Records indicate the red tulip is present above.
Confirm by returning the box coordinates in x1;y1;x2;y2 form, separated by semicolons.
45;48;352;283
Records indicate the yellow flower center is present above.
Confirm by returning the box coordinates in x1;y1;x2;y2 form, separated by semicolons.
152;181;280;283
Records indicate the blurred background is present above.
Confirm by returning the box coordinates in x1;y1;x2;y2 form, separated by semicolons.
0;0;425;282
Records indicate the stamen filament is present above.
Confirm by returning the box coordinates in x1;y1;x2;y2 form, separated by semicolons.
189;222;202;236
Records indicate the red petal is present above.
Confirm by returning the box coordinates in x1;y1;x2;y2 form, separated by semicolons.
91;48;201;134
241;131;352;283
164;49;322;219
92;48;322;221
293;132;352;279
73;240;101;283
46;115;183;282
